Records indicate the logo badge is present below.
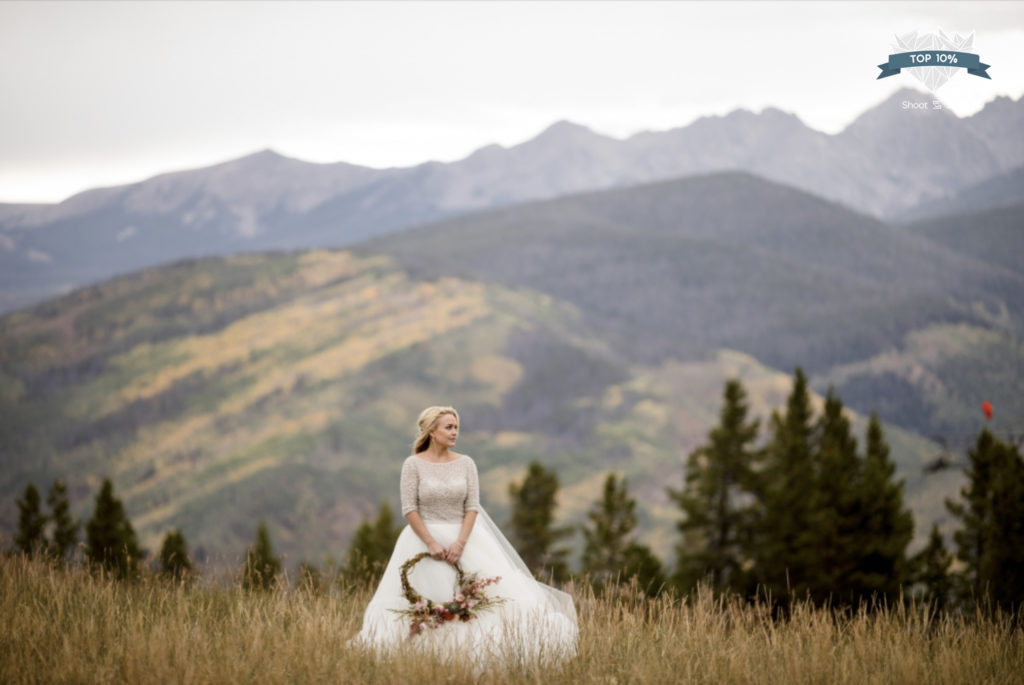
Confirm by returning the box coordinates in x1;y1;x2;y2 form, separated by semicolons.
877;30;991;91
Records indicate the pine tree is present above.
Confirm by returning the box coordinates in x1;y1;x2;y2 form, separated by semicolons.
242;521;282;591
582;473;635;585
807;389;863;604
912;524;952;612
983;437;1024;612
670;379;759;594
85;479;143;579
582;473;665;596
46;479;79;563
752;368;819;605
621;543;667;597
947;432;992;605
947;429;1024;612
15;483;47;557
84;479;143;581
850;414;913;603
508;461;572;582
755;385;913;607
369;503;401;566
158;529;193;581
342;502;402;587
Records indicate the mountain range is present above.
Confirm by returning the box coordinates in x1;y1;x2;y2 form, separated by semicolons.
2;87;1022;315
1;166;1019;568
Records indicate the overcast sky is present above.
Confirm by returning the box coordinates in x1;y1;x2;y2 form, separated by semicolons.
2;1;1022;204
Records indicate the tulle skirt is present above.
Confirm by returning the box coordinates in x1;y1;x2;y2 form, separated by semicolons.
351;518;578;664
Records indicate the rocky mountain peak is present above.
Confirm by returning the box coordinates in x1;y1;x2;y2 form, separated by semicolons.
844;87;955;132
526;120;614;149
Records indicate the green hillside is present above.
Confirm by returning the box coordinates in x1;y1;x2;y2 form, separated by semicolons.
7;171;1017;569
366;172;1022;370
903;201;1024;277
0;249;948;567
831;201;1024;438
365;172;1024;439
897;166;1024;222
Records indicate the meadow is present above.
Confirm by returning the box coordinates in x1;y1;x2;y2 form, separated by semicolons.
2;554;1021;684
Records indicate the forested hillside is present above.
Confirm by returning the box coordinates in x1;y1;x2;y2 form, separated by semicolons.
367;172;1024;437
7;168;1019;567
0;245;949;567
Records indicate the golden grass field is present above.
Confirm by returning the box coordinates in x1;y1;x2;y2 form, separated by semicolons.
2;555;1022;684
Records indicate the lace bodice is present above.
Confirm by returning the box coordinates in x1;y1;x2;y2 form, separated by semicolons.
400;455;481;522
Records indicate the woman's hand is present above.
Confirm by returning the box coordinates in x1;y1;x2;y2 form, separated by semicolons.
444;539;465;564
427;540;445;560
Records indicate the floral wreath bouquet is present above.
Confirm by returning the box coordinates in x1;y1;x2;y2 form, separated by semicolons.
392;552;506;637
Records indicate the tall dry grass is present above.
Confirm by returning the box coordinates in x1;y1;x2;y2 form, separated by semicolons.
1;554;1021;684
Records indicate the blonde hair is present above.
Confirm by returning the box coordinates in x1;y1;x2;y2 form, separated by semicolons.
413;406;460;454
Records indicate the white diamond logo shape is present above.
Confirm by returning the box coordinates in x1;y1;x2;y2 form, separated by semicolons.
893;30;975;92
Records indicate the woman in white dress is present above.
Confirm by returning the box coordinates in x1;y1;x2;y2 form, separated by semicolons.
352;406;578;663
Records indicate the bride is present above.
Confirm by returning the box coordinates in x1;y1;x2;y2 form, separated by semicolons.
351;406;578;663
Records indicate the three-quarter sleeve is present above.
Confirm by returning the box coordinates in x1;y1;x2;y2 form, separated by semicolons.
464;458;481;513
400;457;419;516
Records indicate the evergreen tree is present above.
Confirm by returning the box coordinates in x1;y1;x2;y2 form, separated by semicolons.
342;502;402;587
850;414;913;602
947;432;992;605
807;389;862;603
15;483;48;557
669;379;759;594
508;461;572;582
621;543;667;597
947;429;1024;612
46;479;79;563
912;524;952;612
754;384;913;607
158;529;193;581
582;473;665;596
983;437;1024;612
85;479;143;579
582;473;635;584
242;521;282;591
751;368;819;605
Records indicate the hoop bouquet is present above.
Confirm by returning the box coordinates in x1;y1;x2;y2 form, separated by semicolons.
392;552;506;637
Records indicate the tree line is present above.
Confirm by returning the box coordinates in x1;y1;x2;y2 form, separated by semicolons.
8;369;1024;612
491;369;1022;612
9;472;294;589
11;477;184;581
282;367;1024;613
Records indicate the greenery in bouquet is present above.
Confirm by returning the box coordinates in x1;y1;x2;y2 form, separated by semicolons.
393;552;506;637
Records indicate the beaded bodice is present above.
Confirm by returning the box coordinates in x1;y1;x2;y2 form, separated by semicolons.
400;455;481;522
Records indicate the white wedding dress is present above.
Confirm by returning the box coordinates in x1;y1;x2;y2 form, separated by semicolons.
351;455;578;664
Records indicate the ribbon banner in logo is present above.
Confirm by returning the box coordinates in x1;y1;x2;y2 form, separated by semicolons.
877;51;991;79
